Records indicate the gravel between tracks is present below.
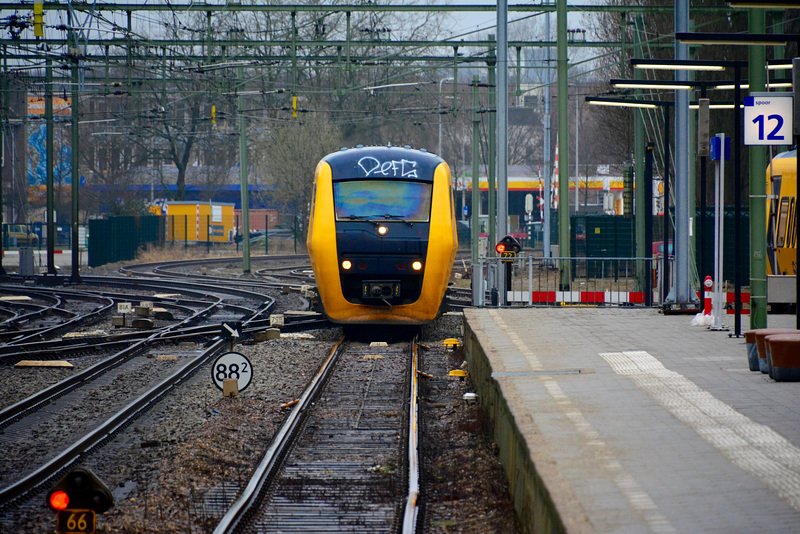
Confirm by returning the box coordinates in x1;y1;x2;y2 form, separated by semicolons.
1;313;520;533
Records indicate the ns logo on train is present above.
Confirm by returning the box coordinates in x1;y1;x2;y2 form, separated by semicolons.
307;145;458;325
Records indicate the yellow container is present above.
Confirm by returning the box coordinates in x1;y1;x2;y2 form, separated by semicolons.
164;202;235;243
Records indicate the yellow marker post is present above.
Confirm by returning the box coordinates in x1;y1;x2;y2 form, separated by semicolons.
442;338;462;349
34;0;44;37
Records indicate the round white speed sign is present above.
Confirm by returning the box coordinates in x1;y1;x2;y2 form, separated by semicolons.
212;352;253;392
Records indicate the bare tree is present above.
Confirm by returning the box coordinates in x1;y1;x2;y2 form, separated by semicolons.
251;118;343;238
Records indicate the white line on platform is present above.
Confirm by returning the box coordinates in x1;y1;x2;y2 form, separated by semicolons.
487;311;675;533
540;379;676;533
601;350;800;513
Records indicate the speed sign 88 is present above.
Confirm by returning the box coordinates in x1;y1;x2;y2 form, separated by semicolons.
211;352;253;392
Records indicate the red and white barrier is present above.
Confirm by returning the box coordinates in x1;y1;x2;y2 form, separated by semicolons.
520;288;750;312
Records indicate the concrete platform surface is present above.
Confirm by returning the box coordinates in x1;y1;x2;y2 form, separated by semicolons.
463;308;800;534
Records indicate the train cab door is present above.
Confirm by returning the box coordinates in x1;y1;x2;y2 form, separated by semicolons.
767;174;781;275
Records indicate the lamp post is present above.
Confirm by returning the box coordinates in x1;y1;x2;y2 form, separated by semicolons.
586;96;673;304
571;85;581;213
631;58;748;336
671;32;800;333
726;0;800;338
610;77;742;304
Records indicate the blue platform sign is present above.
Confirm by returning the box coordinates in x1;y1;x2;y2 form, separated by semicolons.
710;136;730;161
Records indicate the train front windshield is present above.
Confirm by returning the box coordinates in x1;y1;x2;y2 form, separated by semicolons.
334;180;432;222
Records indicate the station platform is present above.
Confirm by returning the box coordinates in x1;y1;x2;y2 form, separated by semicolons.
462;307;800;534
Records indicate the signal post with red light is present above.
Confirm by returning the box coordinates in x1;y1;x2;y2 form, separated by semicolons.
496;235;522;262
46;467;114;534
495;235;522;303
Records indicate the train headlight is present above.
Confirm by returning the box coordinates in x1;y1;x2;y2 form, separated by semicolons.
342;260;352;270
412;260;423;271
377;225;388;236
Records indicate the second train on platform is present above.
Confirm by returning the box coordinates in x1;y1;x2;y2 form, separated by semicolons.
767;148;797;277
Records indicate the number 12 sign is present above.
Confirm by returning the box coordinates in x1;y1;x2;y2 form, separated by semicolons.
744;93;794;146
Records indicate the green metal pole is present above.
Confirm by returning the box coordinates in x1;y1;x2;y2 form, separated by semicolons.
291;11;297;118
557;0;570;287
687;19;697;287
45;59;57;275
336;46;342;96
471;75;480;265
619;12;626;76
516;46;522;101
452;46;459;117
634;15;646;288
70;27;81;283
161;47;167;102
346;12;351;79
206;11;212;64
126;11;132;91
487;38;497;253
0;54;6;278
749;9;767;329
238;66;251;274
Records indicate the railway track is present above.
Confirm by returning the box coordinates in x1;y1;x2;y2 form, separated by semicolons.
216;337;421;534
0;286;114;343
0;256;519;533
0;260;326;513
119;254;314;286
0;335;233;509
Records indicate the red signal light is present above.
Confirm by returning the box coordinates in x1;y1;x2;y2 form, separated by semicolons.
496;235;521;256
45;467;114;513
49;490;69;511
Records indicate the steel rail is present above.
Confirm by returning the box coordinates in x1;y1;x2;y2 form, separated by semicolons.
0;295;322;363
118;254;309;278
0;290;78;330
117;257;314;291
0;287;114;345
402;337;421;534
0;295;274;508
213;337;347;534
0;294;115;346
0;292;213;355
215;335;418;532
0;295;225;429
0;335;231;509
0;320;219;361
80;275;275;313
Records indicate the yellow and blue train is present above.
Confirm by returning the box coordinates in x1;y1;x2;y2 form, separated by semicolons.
307;145;458;325
767;149;797;277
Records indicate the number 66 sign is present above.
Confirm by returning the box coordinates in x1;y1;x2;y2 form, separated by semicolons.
212;352;253;392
